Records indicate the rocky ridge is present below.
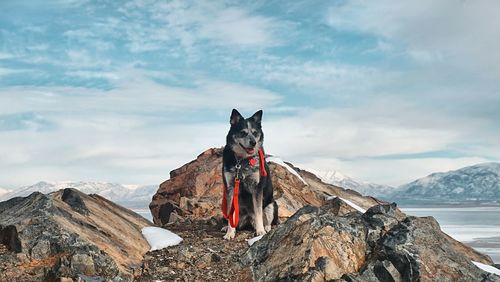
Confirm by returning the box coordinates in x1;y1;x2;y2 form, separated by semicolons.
0;188;152;281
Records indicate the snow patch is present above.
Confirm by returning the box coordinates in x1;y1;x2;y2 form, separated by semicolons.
472;261;500;276
326;196;366;213
247;235;264;246
267;157;308;185
141;227;183;251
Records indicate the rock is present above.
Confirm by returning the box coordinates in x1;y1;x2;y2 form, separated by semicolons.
241;204;497;282
0;224;22;252
150;148;393;225
62;188;90;215
30;239;51;260
0;188;152;281
241;205;368;280
71;253;96;275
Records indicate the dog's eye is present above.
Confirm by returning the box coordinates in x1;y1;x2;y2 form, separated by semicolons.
252;130;258;136
239;131;248;137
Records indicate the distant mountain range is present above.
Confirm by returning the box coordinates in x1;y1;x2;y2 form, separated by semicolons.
0;187;12;198
389;162;500;205
2;162;499;207
312;170;396;198
0;181;158;208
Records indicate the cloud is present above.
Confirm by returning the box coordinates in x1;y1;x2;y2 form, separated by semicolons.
0;52;15;60
263;105;500;186
1;0;499;190
118;0;284;51
0;112;54;132
326;0;500;78
0;67;283;187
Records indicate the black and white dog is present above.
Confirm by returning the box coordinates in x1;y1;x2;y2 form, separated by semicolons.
222;109;278;240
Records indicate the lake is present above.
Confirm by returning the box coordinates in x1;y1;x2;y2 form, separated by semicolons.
402;207;500;263
133;206;500;263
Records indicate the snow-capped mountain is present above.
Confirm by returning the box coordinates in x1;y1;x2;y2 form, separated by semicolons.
0;181;158;208
0;187;12;198
312;170;396;197
391;162;500;204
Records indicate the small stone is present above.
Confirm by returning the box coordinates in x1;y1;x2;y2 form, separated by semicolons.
211;253;221;262
30;239;51;259
71;253;96;275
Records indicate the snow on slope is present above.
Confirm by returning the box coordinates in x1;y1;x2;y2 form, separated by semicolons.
0;188;12;198
394;162;500;203
142;227;183;251
247;235;264;246
312;169;396;197
267;156;308;185
472;261;500;276
0;181;158;207
326;196;366;213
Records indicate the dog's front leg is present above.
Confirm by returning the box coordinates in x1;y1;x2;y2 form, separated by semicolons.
223;186;236;240
223;172;237;240
253;191;266;236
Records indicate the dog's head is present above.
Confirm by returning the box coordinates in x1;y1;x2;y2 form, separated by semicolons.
226;109;264;158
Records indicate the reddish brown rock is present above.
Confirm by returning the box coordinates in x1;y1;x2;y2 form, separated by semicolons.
149;147;396;225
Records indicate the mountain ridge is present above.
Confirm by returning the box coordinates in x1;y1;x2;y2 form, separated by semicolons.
0;181;157;208
311;169;396;197
391;162;500;204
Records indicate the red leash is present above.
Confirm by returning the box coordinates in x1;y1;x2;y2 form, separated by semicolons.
222;148;267;228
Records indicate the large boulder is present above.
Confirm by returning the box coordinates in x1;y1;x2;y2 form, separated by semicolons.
241;203;498;282
0;188;152;281
149;147;394;225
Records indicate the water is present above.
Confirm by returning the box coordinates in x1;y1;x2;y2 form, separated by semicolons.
402;207;500;263
132;208;154;221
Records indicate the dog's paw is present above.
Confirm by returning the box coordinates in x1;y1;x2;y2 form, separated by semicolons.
223;230;236;240
264;225;272;232
220;226;228;232
256;229;267;236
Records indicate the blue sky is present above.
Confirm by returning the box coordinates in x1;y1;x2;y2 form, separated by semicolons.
1;0;499;188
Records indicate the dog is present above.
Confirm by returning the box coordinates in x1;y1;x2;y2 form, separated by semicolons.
222;109;278;240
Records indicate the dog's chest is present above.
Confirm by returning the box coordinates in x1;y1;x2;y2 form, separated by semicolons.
226;160;261;187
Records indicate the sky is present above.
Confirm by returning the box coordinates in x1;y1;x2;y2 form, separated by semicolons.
1;0;499;189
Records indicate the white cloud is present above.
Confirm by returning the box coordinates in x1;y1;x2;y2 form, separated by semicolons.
263;106;500;186
0;67;29;76
0;52;15;59
118;0;283;52
66;70;120;80
0;68;283;188
0;69;282;116
326;0;500;77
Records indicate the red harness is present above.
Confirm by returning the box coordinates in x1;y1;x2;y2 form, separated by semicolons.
222;148;268;228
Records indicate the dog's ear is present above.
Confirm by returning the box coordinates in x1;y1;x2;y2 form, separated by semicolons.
250;110;263;124
230;109;243;126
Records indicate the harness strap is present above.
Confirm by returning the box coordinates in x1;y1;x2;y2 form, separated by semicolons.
222;148;267;228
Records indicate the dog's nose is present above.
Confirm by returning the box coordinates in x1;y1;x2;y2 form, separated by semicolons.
249;140;256;147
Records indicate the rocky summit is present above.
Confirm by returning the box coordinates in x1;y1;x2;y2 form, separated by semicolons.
149;147;390;225
143;148;500;281
0;188;152;282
